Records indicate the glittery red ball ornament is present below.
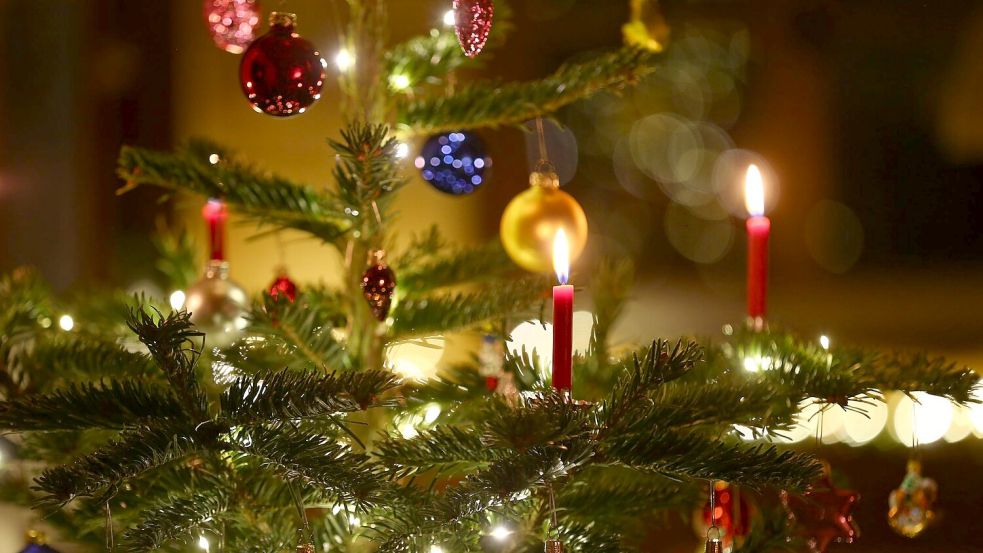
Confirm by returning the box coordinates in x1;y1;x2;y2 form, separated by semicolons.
782;462;861;553
697;481;751;551
454;0;494;58
239;12;326;117
268;272;298;303
203;0;261;54
361;251;396;321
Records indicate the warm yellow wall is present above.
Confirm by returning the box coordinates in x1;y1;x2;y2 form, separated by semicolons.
172;0;482;292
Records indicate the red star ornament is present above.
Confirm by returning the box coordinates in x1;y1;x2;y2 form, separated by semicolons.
781;465;860;553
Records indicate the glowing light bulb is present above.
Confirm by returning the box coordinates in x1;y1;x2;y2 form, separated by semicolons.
390;73;411;90
198;536;210;552
335;49;354;71
489;525;512;541
394;142;409;159
744;164;765;217
431;546;445;553
442;9;456;26
819;335;830;350
169;290;186;310
208;153;220;165
58;314;74;331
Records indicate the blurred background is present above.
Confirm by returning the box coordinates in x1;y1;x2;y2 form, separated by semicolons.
0;0;981;551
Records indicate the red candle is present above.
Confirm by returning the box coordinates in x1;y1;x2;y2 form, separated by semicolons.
552;229;573;392
744;165;770;321
202;198;228;261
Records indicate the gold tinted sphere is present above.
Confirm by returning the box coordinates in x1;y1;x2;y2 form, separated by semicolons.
500;179;588;273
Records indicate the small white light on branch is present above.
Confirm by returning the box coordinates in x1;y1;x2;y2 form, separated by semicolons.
489;525;512;541
198;535;210;552
819;335;830;350
442;9;456;26
395;142;409;159
58;314;74;331
390;73;411;90
208;153;220;165
431;546;445;553
335;49;354;71
169;290;186;310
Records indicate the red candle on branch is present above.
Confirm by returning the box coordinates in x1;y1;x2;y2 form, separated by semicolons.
744;165;770;323
202;198;228;261
552;229;574;392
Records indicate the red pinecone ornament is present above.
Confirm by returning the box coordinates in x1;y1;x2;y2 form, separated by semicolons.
203;0;261;54
453;0;494;58
361;251;396;321
239;12;326;116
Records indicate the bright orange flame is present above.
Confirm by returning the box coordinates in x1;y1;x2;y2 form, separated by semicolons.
553;228;570;284
744;164;765;217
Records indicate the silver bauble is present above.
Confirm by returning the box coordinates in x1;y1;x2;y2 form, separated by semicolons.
185;260;249;348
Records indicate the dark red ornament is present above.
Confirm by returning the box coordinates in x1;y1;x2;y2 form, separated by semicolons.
361;250;396;321
268;271;297;303
453;0;494;58
699;481;751;550
782;462;860;553
239;12;326;117
203;0;261;54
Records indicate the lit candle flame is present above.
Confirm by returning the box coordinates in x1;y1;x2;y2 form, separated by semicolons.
744;164;765;217
553;228;570;285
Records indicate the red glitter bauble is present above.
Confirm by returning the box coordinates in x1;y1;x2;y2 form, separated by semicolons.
699;481;751;549
453;0;494;58
782;464;861;553
203;0;261;54
268;273;297;303
239;12;326;117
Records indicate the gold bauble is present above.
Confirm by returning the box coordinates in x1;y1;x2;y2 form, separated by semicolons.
500;170;588;273
185;260;249;348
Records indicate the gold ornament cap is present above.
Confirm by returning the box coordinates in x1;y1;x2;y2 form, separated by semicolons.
530;170;560;190
270;11;297;28
545;539;565;553
26;530;47;545
705;538;723;553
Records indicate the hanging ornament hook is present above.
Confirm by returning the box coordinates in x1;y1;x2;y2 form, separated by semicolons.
544;483;565;553
534;117;557;176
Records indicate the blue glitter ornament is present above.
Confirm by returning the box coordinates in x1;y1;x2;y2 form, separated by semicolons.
414;131;491;195
20;531;60;553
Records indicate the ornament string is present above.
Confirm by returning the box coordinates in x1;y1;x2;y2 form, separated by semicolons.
534;117;556;174
105;501;114;551
706;480;721;542
287;479;312;541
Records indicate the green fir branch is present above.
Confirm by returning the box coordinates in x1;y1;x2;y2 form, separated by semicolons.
117;141;350;243
392;277;545;338
120;488;230;553
397;47;661;134
220;368;400;424
0;380;185;431
398;239;522;293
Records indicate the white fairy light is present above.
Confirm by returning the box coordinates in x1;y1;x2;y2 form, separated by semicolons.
819;335;830;350
489;525;512;541
169;290;186;310
198;535;210;552
390;73;411;90
58;314;74;331
208;153;220;165
335;49;354;71
394;142;409;159
442;9;456;26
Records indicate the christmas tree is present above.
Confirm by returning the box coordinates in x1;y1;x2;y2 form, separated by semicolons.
0;2;978;553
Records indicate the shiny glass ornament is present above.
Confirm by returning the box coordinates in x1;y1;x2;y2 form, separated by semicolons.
268;270;298;303
695;481;750;552
414;131;491;195
240;12;326;116
20;531;59;553
185;260;249;347
888;459;938;538
361;251;396;321
203;0;261;54
454;0;494;58
500;169;588;273
782;462;860;553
